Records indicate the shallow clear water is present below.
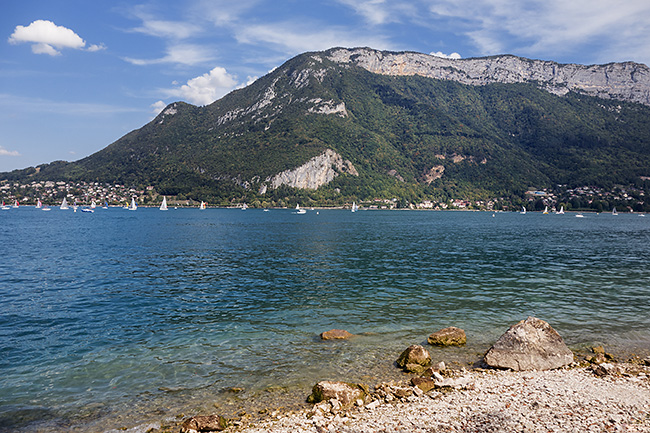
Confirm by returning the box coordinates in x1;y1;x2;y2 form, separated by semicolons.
1;208;649;431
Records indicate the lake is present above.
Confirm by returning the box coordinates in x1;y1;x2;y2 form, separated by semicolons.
1;207;649;432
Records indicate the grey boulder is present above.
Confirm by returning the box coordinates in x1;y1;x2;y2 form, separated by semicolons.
484;317;574;371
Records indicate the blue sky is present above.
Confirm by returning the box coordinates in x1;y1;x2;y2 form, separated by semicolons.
2;0;650;173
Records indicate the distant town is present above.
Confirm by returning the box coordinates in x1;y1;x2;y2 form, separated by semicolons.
1;179;648;212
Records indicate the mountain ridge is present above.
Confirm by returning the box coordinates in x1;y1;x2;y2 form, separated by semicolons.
2;47;650;208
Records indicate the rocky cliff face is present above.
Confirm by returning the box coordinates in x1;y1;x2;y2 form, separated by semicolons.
327;48;650;106
268;149;358;190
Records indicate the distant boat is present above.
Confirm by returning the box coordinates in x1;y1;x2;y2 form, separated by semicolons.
81;208;94;213
91;201;96;209
557;206;564;215
199;201;206;210
242;203;248;210
263;208;270;212
351;202;358;212
612;207;618;215
60;198;69;210
543;206;548;214
160;196;168;211
36;199;42;209
1;201;10;210
12;200;19;209
294;204;306;214
520;206;526;214
575;213;584;218
128;197;137;211
103;201;109;209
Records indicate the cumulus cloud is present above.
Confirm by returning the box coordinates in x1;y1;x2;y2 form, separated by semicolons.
430;51;461;59
150;100;167;115
8;20;102;56
0;146;21;157
164;67;239;106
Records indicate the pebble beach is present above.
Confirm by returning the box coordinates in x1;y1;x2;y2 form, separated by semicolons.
236;365;650;433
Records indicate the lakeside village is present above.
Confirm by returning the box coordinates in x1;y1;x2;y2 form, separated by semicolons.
1;179;649;212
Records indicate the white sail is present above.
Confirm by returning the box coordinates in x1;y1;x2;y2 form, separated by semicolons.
612;207;618;215
351;202;358;212
91;201;96;209
521;206;526;214
199;201;206;210
543;206;548;214
128;197;137;211
60;198;69;210
160;196;168;211
295;203;306;214
557;206;564;214
36;199;42;208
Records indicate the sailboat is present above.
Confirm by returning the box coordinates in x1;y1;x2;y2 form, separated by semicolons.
60;198;69;210
103;201;109;209
160;196;168;211
294;204;306;214
91;201;96;209
1;201;10;210
12;200;19;209
241;203;248;211
520;206;526;215
612;207;618;215
351;202;358;212
543;206;549;214
128;197;137;211
36;199;42;209
557;206;565;215
199;201;206;210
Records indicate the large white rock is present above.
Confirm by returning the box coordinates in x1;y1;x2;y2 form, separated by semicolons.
484;317;574;371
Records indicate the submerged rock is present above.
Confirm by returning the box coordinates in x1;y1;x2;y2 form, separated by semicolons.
320;329;353;340
307;381;367;408
428;327;467;346
396;345;431;370
180;414;228;432
484;317;574;371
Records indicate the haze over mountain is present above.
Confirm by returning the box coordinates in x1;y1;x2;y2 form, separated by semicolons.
3;47;650;205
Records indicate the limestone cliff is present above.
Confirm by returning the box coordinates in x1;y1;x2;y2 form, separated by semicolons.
267;149;358;190
327;48;650;106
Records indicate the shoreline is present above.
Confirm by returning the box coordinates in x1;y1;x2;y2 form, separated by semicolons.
148;347;650;433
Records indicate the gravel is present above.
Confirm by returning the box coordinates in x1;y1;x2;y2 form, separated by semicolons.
237;366;650;433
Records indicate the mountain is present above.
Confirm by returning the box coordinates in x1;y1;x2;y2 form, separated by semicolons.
4;47;650;206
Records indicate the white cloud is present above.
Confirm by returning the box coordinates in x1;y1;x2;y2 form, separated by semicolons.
430;51;461;59
163;67;239;106
0;146;21;157
8;20;102;56
150;100;167;115
426;0;650;64
124;43;215;66
235;22;394;54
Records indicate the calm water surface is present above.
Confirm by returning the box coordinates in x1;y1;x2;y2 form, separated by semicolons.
1;208;649;431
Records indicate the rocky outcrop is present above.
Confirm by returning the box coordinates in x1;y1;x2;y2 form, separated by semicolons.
484;317;574;371
396;345;431;373
320;329;354;340
307;381;367;408
180;414;227;432
428;327;467;346
268;149;358;190
328;48;650;106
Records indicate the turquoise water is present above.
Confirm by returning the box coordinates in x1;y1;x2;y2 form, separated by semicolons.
1;208;649;431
